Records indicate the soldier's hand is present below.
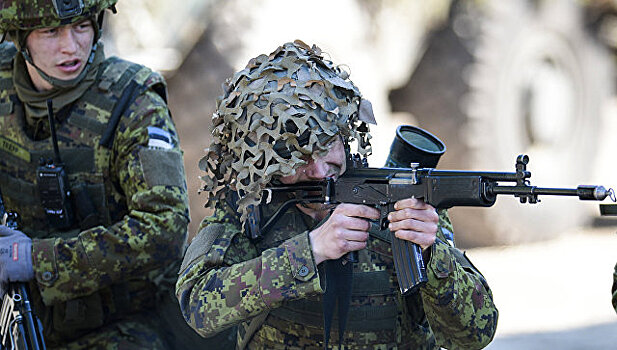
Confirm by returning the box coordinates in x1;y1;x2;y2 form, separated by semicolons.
0;226;34;284
309;204;379;265
388;198;438;251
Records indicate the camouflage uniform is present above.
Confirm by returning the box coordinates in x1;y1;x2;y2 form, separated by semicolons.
176;41;498;349
178;201;497;349
612;262;617;313
0;1;189;348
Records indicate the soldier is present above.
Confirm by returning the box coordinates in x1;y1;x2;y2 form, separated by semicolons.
177;40;498;349
612;263;617;313
0;0;189;348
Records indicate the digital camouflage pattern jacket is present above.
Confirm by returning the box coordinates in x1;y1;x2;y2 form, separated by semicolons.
177;197;498;350
0;42;189;347
612;265;617;312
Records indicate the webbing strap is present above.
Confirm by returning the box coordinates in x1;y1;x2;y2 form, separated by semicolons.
322;258;353;349
238;312;269;350
99;80;140;149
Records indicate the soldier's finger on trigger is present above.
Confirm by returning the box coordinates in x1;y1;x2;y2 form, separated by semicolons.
388;208;414;223
398;197;430;210
394;198;414;210
338;203;379;219
342;216;370;232
361;205;380;219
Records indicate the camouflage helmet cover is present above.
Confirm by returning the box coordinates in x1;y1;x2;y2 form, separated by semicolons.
200;40;373;225
0;0;117;32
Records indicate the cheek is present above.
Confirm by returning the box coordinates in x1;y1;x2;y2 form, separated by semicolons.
77;33;94;51
27;45;50;68
25;38;43;59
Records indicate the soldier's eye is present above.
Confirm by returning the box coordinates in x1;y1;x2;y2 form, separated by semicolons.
38;27;57;35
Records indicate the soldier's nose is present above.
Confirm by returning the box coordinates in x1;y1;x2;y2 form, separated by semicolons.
59;28;79;54
305;160;328;179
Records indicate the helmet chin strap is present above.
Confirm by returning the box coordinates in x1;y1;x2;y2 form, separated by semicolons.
21;42;98;89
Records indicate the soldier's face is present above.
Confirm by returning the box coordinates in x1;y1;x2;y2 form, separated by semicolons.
280;136;347;220
24;19;95;91
280;137;347;184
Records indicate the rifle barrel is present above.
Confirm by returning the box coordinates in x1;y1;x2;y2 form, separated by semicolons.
490;186;578;196
489;185;611;201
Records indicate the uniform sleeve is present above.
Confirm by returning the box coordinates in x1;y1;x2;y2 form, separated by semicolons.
32;85;190;305
175;210;323;337
419;210;498;349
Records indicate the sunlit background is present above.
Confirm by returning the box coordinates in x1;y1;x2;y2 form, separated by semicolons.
103;0;617;348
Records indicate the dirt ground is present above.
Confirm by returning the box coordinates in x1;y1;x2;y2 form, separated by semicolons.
462;224;617;349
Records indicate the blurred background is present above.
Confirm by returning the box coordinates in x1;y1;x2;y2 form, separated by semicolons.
102;0;617;348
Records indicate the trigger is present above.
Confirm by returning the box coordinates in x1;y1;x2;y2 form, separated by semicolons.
380;207;389;230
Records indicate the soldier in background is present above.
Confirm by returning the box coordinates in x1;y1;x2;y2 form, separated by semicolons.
0;0;189;348
177;40;498;349
611;265;617;312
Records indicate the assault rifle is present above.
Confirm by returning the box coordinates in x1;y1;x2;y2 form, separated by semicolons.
0;190;46;350
250;126;616;296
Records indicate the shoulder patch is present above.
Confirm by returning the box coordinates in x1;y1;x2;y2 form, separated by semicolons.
139;148;185;188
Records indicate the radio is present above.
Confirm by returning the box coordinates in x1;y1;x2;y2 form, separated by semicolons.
37;158;73;229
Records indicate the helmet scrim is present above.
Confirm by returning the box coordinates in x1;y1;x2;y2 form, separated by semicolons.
200;40;373;226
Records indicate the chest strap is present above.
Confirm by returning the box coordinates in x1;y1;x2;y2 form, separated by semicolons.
270;299;398;332
269;270;397;332
99;80;140;149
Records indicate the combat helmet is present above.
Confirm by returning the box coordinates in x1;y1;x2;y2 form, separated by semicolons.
200;40;375;227
0;0;117;37
0;0;117;88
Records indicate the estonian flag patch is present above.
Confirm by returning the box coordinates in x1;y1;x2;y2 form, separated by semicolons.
147;126;174;149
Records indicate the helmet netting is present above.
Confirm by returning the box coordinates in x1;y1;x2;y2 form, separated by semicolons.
199;40;372;226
